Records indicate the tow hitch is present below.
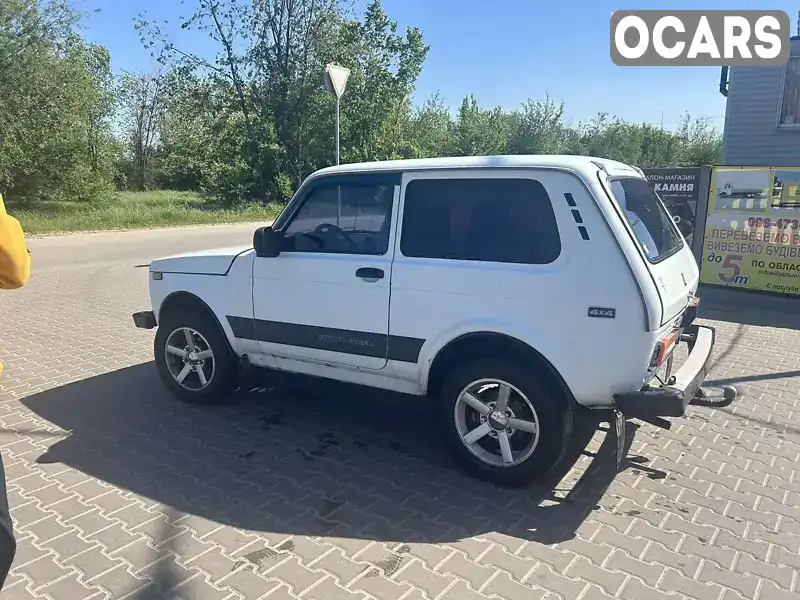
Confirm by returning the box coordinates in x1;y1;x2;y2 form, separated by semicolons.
689;385;739;408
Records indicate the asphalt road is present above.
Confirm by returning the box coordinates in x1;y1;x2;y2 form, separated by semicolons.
0;224;799;600
26;223;263;271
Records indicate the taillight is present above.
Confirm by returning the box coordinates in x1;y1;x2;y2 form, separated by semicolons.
651;329;681;368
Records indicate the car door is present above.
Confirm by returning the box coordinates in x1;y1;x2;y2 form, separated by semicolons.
252;172;399;370
389;170;571;361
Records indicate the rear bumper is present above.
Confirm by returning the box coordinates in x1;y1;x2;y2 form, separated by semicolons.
132;310;157;330
614;324;715;419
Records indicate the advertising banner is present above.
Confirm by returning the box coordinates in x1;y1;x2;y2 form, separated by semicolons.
643;167;703;245
700;166;800;295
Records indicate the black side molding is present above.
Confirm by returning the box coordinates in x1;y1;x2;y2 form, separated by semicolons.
225;316;425;363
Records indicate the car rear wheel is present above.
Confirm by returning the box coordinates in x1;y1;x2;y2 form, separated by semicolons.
440;359;572;487
154;308;237;404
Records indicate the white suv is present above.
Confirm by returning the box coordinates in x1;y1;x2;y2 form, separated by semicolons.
133;155;726;486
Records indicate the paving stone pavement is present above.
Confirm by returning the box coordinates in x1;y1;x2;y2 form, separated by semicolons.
0;225;799;600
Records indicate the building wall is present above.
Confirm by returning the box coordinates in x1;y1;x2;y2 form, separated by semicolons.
722;38;800;166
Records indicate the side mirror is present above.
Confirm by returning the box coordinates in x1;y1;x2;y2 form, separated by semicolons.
253;226;282;258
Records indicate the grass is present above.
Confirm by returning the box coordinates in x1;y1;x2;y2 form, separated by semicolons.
8;190;284;235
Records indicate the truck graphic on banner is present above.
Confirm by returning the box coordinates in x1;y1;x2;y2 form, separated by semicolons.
717;181;765;198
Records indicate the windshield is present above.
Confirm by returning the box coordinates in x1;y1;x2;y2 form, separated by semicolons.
609;177;683;263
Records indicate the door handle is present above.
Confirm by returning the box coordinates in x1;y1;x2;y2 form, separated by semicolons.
356;267;384;280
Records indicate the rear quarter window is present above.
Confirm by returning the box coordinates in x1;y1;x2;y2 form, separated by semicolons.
400;177;561;264
609;177;683;263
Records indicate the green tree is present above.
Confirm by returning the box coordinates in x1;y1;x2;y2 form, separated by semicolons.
675;114;722;167
116;70;167;190
403;93;453;158
507;96;568;155
0;1;115;203
328;0;429;163
133;0;721;207
451;95;512;156
137;0;428;203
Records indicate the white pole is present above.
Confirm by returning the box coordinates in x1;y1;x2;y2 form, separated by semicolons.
335;97;341;166
336;97;341;226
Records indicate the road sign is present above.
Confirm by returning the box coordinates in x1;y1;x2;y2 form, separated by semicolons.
324;63;351;99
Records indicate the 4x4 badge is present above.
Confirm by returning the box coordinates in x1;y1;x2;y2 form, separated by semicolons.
588;307;616;319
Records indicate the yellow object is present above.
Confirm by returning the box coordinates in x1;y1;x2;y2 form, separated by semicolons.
0;192;31;289
700;166;800;296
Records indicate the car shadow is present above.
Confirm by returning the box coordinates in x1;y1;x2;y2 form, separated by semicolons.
698;284;800;330
22;363;645;547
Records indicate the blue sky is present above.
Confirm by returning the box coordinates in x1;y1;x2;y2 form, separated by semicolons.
76;0;799;130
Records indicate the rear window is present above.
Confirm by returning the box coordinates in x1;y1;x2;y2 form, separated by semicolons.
609;177;683;263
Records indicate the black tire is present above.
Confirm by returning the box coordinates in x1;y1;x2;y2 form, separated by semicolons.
154;306;237;405
439;359;573;487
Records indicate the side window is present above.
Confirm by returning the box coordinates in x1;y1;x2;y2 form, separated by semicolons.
779;56;800;126
281;182;394;255
400;178;561;264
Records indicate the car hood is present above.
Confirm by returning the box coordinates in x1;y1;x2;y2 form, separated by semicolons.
149;245;252;275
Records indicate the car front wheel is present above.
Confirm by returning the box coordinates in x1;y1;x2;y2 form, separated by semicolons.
440;359;572;487
154;308;237;404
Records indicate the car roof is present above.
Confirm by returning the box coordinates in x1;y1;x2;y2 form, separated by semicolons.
311;154;643;179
